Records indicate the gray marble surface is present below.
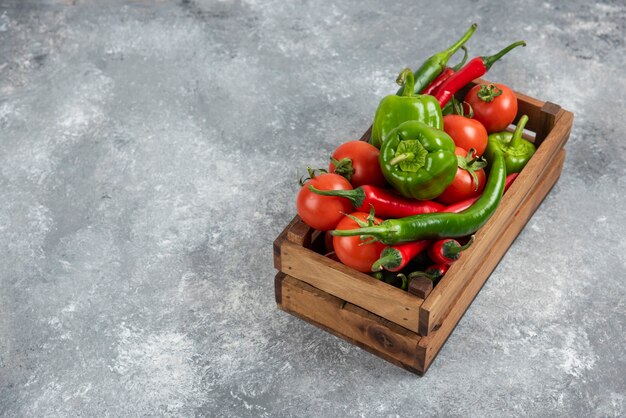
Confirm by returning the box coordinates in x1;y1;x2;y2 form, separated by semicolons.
1;0;625;416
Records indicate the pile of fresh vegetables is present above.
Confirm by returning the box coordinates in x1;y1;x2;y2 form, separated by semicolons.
295;24;537;291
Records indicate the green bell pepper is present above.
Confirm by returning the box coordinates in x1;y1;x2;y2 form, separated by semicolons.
379;120;457;200
484;114;536;174
370;68;443;149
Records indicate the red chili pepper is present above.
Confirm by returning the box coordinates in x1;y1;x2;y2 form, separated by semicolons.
371;240;430;272
308;185;446;219
421;46;469;95
433;41;526;108
428;235;475;265
370;173;518;272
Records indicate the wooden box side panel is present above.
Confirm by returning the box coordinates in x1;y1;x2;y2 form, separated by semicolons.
278;240;423;332
419;109;573;336
418;149;566;373
276;273;425;374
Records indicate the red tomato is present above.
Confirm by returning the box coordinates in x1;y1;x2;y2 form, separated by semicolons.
329;141;386;188
464;83;518;133
333;212;385;272
436;147;486;205
297;173;353;231
443;115;488;156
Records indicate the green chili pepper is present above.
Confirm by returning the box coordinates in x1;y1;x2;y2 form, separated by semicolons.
370;69;444;149
484;115;536;174
332;151;506;245
396;23;477;96
379;120;457;200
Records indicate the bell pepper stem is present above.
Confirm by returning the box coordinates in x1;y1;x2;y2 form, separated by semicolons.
509;115;529;148
389;152;414;166
482;40;527;70
397;68;416;97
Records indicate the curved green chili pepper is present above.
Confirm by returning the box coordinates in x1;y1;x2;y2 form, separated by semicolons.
370;69;444;149
484;115;536;174
331;151;507;245
396;23;477;96
379;120;457;200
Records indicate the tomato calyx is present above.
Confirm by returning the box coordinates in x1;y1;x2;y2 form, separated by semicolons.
447;96;474;118
298;166;328;186
330;157;355;182
457;148;488;191
477;84;503;102
342;205;380;245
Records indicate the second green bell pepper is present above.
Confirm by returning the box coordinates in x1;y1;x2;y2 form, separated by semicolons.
379;120;457;200
484;114;536;174
370;68;443;149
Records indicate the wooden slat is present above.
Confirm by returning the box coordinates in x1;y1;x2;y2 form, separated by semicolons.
273;216;302;270
535;102;562;146
419;149;566;373
279;240;423;332
408;277;434;299
277;274;425;374
286;216;314;246
419;110;573;335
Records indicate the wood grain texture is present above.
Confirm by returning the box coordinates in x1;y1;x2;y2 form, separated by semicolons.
279;240;423;332
418;149;566;373
287;217;314;247
273;216;303;270
408;277;434;299
418;109;573;335
277;274;425;374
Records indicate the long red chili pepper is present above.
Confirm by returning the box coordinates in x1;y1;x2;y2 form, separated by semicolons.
421;46;469;95
428;235;475;265
308;185;446;218
433;41;526;107
371;173;518;272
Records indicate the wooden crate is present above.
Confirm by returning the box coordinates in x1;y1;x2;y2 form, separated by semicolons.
273;80;574;374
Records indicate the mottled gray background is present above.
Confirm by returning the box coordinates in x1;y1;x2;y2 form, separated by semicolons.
0;0;624;416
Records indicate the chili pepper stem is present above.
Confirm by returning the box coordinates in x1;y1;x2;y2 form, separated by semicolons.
389;152;414;166
331;224;396;238
509;115;529;148
308;185;364;207
371;252;399;272
441;23;478;62
451;46;469;72
444;235;475;258
482;41;526;70
372;246;404;271
408;271;435;281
